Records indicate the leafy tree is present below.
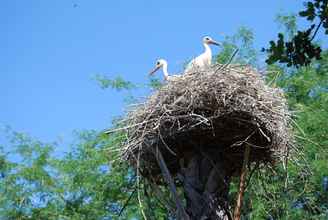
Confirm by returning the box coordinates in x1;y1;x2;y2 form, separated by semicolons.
216;26;258;66
242;44;328;219
95;75;136;91
0;128;143;220
263;0;327;67
1;6;328;219
214;22;328;219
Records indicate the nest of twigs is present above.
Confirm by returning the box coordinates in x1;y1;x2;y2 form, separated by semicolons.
120;64;291;182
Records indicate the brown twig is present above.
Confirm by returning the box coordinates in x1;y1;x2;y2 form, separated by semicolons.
215;48;240;73
233;144;251;220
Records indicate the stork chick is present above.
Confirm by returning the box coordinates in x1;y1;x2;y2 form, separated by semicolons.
149;59;179;81
184;36;221;73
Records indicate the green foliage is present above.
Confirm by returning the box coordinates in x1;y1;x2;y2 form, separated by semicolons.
2;5;328;219
300;0;328;34
95;73;164;93
275;13;297;39
264;27;322;67
148;78;163;90
216;26;258;66
0;128;141;220
264;0;327;67
216;24;328;219
241;51;328;219
95;75;136;91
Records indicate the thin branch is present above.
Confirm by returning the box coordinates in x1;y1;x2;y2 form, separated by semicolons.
310;20;323;42
215;48;240;73
104;120;152;134
295;134;323;148
233;144;251;220
284;144;289;190
118;186;137;217
291;118;306;136
245;162;260;189
137;151;148;220
158;131;177;156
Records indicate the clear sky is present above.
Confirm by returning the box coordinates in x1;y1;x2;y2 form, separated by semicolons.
1;0;303;151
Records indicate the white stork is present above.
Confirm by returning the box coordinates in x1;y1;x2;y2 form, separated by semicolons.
149;59;179;81
184;36;221;73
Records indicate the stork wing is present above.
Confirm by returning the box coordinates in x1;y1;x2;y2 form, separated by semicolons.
184;54;204;74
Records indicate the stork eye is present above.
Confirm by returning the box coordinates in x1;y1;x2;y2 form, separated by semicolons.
206;37;210;40
157;62;160;65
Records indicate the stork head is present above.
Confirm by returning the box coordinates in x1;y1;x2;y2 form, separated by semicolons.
203;36;221;46
149;59;167;75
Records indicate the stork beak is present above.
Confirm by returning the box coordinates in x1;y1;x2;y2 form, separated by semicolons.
209;40;221;46
149;66;160;75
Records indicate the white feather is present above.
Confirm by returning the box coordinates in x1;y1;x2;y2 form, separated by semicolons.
149;59;180;81
184;36;220;74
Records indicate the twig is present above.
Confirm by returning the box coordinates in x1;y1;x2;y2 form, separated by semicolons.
104;121;151;134
284;144;289;190
158;131;177;156
310;20;323;42
267;70;282;86
118;185;137;217
294;134;322;148
258;127;271;142
290;118;306;137
245;162;260;189
137;151;148;220
230;130;256;148
215;48;240;73
233;144;251;220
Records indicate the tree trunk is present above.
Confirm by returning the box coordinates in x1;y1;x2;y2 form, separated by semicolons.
178;150;232;220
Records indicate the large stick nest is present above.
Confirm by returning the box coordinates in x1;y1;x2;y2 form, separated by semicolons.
121;65;292;182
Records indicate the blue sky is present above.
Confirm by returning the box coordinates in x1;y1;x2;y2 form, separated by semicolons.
1;0;303;151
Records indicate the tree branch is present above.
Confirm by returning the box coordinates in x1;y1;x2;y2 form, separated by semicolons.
233;144;251;220
310;20;323;42
118;186;137;217
153;147;190;220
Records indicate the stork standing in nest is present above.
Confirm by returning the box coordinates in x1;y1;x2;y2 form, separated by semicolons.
184;36;221;73
149;59;180;81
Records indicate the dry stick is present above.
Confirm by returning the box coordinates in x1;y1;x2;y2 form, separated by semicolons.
104;120;152;134
153;147;189;220
215;48;240;74
233;144;251;220
284;145;290;190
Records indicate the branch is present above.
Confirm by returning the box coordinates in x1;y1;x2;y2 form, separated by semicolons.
310;20;323;42
233;144;251;220
215;48;240;73
118;186;137;217
153;147;190;220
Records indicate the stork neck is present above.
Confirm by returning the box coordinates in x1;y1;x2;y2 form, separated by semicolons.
162;63;169;79
203;43;212;56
